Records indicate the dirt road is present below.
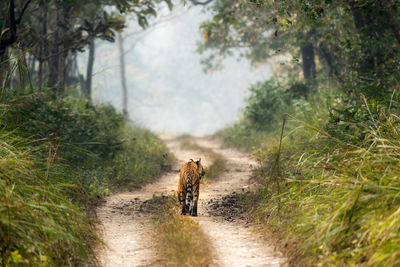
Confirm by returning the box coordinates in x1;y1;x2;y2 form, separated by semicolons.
96;135;286;266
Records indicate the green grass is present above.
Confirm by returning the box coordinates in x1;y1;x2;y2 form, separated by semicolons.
180;138;226;182
0;92;172;265
0;133;98;266
152;196;213;266
85;124;171;194
219;94;400;266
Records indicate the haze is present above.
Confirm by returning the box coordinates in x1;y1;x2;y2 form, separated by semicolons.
83;4;272;134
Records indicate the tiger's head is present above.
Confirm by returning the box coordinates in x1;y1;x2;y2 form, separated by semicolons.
193;158;205;178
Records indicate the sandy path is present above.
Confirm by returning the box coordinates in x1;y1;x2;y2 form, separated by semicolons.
96;135;286;266
96;135;209;267
193;137;285;267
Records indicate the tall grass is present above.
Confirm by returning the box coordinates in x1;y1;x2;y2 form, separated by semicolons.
219;77;400;265
255;99;400;266
0;133;98;266
110;125;171;190
0;92;172;265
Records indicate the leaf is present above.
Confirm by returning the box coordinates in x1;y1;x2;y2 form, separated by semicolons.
164;0;173;10
138;15;148;29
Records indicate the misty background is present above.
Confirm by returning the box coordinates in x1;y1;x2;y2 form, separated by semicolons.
79;4;272;135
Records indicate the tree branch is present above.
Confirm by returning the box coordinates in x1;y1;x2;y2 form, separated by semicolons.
189;0;213;6
16;0;33;24
0;0;33;51
9;0;16;30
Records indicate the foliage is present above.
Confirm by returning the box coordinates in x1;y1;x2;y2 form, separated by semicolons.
0;132;98;266
0;92;172;265
199;0;400;98
0;0;174;94
245;80;288;129
1;92;124;165
219;76;330;150
251;97;400;266
109;125;171;190
220;82;400;265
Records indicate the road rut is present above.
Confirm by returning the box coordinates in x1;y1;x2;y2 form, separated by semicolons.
96;135;286;266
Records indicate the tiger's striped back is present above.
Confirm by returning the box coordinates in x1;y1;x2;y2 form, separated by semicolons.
178;159;204;216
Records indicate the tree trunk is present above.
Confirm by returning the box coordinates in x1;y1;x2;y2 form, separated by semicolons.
57;7;66;91
0;48;10;89
301;41;316;81
27;53;34;93
48;5;68;94
48;7;60;88
351;6;375;70
85;39;95;100
379;0;400;45
118;33;128;118
386;11;400;45
317;41;342;81
38;1;47;90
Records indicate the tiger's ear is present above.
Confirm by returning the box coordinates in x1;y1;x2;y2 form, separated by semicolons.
196;158;201;165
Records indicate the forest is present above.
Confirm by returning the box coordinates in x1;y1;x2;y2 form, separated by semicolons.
1;0;400;266
0;0;172;265
201;0;400;265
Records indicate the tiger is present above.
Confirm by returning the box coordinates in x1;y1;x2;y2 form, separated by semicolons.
177;158;205;216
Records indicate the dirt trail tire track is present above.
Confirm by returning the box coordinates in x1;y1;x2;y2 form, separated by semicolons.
193;137;285;267
96;135;286;266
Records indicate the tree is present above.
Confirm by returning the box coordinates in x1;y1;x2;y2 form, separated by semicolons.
115;10;176;118
0;0;174;99
0;0;32;86
117;33;128;117
198;0;400;97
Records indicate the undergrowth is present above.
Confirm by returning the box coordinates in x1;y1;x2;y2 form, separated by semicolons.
0;91;171;265
152;196;213;266
219;77;400;266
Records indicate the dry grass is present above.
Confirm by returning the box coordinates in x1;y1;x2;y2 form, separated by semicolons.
180;138;226;182
220;98;400;266
152;196;214;266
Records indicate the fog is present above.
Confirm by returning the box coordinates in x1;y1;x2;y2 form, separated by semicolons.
83;4;272;134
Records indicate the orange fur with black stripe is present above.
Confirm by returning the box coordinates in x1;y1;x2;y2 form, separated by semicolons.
177;159;205;216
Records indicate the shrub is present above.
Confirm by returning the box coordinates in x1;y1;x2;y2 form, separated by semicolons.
0;133;98;266
0;91;172;265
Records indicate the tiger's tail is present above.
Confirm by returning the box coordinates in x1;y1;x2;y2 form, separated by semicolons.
186;177;193;213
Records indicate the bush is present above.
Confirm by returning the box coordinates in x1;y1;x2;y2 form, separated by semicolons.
1;93;124;166
0;133;98;266
245;80;287;129
221;81;400;265
0;92;172;265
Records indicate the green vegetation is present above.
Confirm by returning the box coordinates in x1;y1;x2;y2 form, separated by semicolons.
1;0;176;264
201;0;400;266
220;93;400;266
0;92;171;265
181;138;226;182
152;196;213;266
0;133;98;266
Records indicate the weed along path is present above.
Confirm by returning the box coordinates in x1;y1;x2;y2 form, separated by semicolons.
96;135;286;266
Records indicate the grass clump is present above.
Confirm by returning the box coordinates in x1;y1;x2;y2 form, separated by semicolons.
180;138;226;181
0;133;98;266
257;101;400;266
0;92;171;265
219;76;400;266
152;196;213;266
